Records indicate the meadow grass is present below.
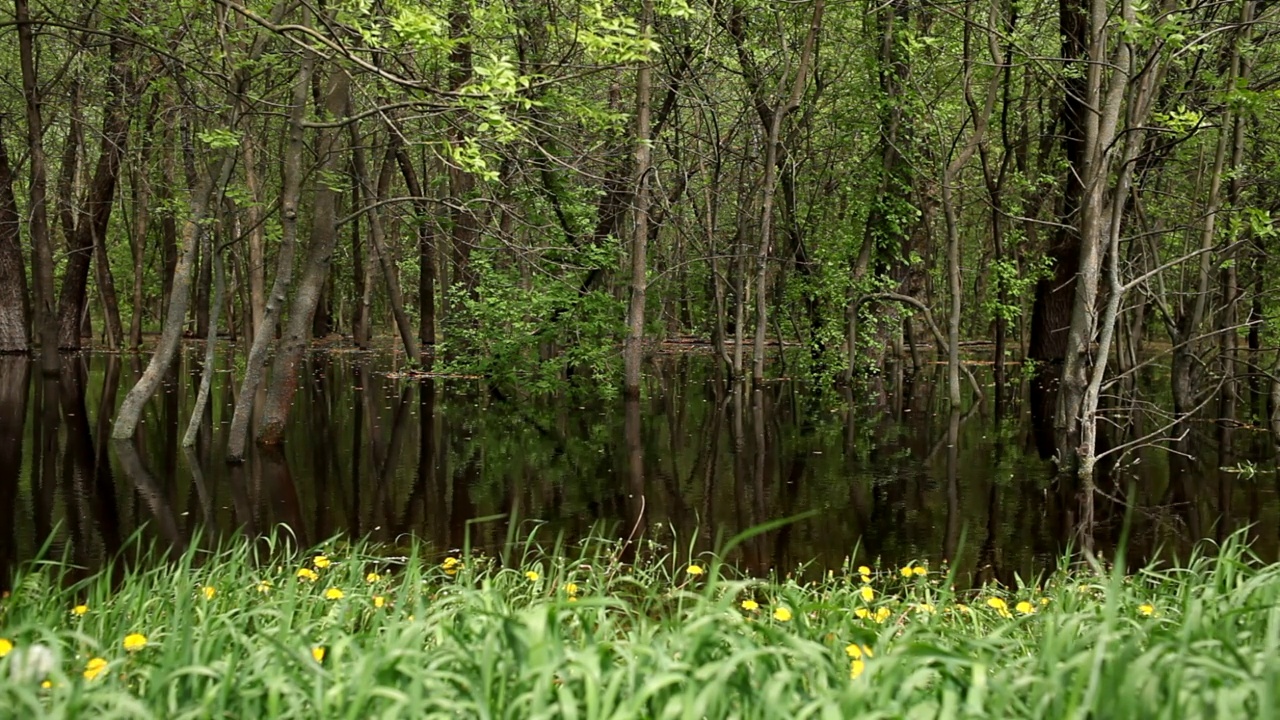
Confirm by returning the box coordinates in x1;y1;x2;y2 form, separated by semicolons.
1;528;1278;719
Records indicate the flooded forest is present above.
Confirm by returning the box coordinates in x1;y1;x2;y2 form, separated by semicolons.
2;0;1280;585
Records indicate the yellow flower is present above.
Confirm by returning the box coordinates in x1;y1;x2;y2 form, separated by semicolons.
296;567;318;582
41;680;52;689
859;586;875;602
525;571;539;581
73;604;89;616
83;658;108;680
955;603;970;614
202;586;216;600
257;580;273;594
324;588;345;600
900;566;913;578
443;557;462;576
850;659;866;679
916;603;936;614
686;564;705;577
874;607;891;623
123;633;148;652
374;596;386;608
741;599;759;612
313;555;331;569
1138;603;1155;617
1040;597;1050;606
366;572;381;584
854;608;870;620
1016;601;1035;615
312;646;325;663
564;582;579;597
986;597;1011;618
0;638;12;657
845;644;873;659
857;566;872;577
913;566;927;577
773;607;793;622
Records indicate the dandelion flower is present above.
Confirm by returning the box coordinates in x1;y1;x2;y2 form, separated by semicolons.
366;572;381;584
83;658;108;681
324;588;345;600
73;604;89;616
773;607;793;622
257;580;273;594
854;608;870;620
986;597;1011;618
859;586;875;602
955;603;970;614
313;555;331;569
374;596;386;608
857;566;872;577
525;571;539;581
900;566;914;578
850;658;866;679
41;680;52;689
442;557;462;576
874;607;891;623
913;566;927;577
1138;603;1155;617
296;568;318;582
202;586;216;600
686;564;705;577
0;638;11;657
312;646;325;663
123;633;148;652
1016;601;1035;615
1040;597;1050;606
916;603;936;614
741;599;759;612
564;582;579;597
845;644;873;659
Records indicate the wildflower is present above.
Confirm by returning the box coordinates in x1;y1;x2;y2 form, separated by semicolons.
874;607;891;623
1015;601;1035;615
564;582;579;597
374;596;386;608
202;586;216;600
123;633;148;652
845;644;873;659
524;571;539;581
1138;603;1155;617
312;646;325;663
0;638;12;658
366;572;381;584
913;566;927;577
773;607;793;622
442;557;462;576
257;580;273;594
859;586;875;602
296;567;319;582
324;588;345;600
83;658;108;681
687;564;705;577
986;597;1012;618
1040;597;1050;606
916;603;936;614
854;608;870;620
955;603;970;614
41;681;52;689
313;555;331;569
900;566;914;578
857;565;872;577
850;658;866;679
73;604;89;616
741;599;759;612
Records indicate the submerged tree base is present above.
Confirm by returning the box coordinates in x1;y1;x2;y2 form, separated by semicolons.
0;532;1277;717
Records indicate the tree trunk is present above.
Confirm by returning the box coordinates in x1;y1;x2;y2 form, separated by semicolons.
183;237;224;447
0;118;30;354
16;0;60;375
624;0;654;399
256;69;350;447
394;144;436;348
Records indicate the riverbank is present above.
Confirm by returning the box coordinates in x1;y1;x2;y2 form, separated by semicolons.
1;532;1276;718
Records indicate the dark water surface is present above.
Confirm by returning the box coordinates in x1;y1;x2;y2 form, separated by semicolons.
2;350;1278;589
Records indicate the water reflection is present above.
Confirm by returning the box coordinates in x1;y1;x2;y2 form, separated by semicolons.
1;351;1277;592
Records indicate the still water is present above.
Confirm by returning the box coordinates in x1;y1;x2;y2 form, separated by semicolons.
2;350;1277;589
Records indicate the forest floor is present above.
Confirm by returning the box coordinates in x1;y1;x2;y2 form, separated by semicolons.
1;532;1276;718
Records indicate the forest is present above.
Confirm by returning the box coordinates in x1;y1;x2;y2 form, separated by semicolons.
1;0;1278;485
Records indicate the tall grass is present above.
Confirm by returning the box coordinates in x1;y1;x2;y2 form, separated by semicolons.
1;529;1278;718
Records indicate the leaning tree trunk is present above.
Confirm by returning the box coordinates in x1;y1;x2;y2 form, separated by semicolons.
0;118;30;353
255;69;350;447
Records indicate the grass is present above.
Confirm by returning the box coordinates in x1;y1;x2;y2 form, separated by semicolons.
1;529;1279;719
